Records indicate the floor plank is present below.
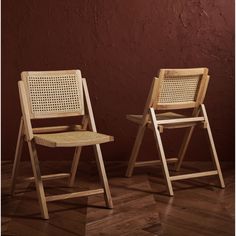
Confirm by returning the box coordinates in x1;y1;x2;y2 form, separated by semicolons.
1;161;234;236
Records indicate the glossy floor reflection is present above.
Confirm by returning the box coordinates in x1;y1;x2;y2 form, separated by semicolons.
2;161;234;236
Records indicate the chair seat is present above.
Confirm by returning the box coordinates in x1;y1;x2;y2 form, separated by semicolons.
127;112;199;129
34;131;114;147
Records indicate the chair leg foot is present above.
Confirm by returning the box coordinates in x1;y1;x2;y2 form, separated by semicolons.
105;197;114;209
125;173;132;178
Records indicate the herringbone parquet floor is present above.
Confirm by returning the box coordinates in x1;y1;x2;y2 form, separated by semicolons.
2;161;234;236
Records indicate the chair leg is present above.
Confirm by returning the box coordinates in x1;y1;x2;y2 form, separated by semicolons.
68;146;82;187
149;108;174;196
125;125;146;177
28;141;49;219
201;105;225;188
205;126;225;188
68;115;89;187
10;118;24;196
175;126;195;171
93;144;113;208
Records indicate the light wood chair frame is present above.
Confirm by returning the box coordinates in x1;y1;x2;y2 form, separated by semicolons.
126;68;225;196
11;70;113;219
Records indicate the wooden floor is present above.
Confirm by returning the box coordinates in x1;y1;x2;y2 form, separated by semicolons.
2;160;234;236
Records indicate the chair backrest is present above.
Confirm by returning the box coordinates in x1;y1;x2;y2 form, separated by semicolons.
154;68;209;110
20;70;84;119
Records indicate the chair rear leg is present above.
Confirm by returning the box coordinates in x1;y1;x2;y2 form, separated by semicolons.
10;118;24;196
150;108;174;196
126;125;146;177
201;105;225;188
68;146;82;187
175;126;195;171
28;141;49;219
93;144;113;209
68;115;88;187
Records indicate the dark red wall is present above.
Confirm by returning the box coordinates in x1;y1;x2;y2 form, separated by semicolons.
2;0;234;162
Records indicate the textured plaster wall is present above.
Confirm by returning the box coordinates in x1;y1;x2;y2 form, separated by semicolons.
2;0;234;162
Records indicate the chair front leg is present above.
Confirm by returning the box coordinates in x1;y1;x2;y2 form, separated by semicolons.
93;144;113;209
68;115;89;187
28;141;49;219
201;105;225;188
68;146;82;187
149;108;174;196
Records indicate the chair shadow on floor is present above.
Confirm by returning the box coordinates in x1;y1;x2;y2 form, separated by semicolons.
2;181;90;236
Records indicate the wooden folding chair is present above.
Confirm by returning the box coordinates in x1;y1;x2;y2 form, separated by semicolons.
11;70;114;219
126;68;225;196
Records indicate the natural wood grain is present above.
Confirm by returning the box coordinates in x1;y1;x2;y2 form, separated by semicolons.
33;125;83;134
19;173;70;183
27;141;49;219
2;161;234;236
45;189;104;202
169;170;218;181
201;104;225;188
126;68;225;196
13;70;114;219
134;158;178;167
10;117;24;196
69;115;89;187
83;78;113;209
150;107;174;196
34;131;114;147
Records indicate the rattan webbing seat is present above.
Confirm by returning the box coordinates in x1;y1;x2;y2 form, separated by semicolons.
11;70;114;219
125;68;225;196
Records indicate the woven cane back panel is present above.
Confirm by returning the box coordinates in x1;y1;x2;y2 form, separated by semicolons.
27;74;83;117
159;75;201;103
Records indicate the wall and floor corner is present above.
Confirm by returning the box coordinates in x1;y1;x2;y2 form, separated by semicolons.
2;0;235;163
